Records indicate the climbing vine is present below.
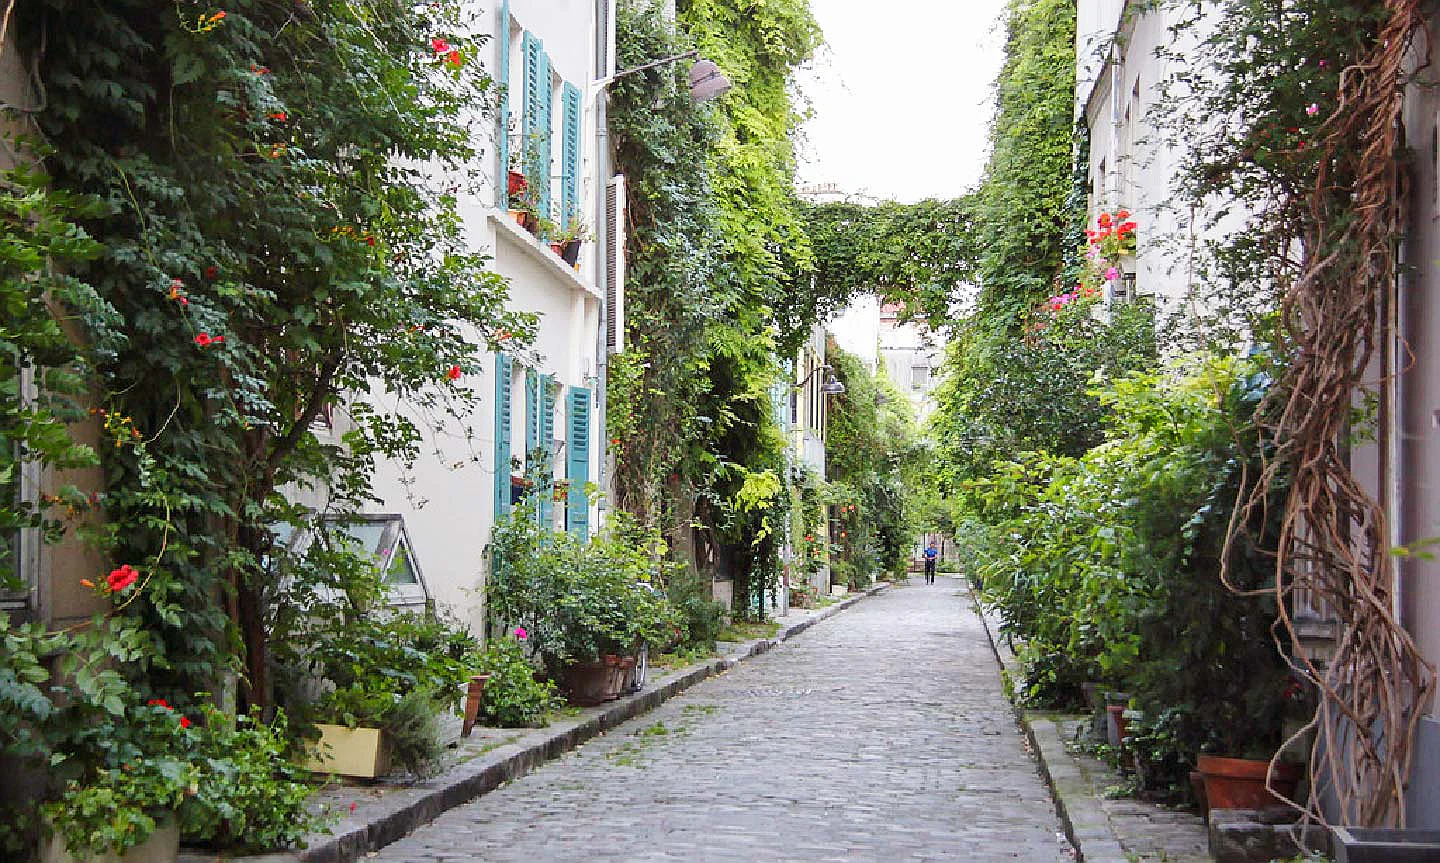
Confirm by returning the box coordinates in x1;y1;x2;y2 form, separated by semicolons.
1175;0;1438;828
17;0;534;709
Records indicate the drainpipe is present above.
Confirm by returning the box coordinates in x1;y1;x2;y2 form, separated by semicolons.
1388;235;1406;626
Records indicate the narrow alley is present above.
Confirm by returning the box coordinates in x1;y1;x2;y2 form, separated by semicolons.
368;580;1069;863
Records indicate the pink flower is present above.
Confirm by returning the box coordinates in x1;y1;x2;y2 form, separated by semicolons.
1306;103;1319;117
513;626;528;640
1105;267;1120;281
430;37;451;53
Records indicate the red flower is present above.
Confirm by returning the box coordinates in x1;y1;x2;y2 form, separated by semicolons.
1097;212;1113;228
179;716;192;729
364;235;376;247
148;698;172;710
1115;209;1130;220
349;802;358;813
107;564;139;593
446;50;462;67
430;37;451;53
269;112;287;122
1117;221;1137;235
209;11;226;21
194;333;213;347
204;266;219;279
250;65;270;75
447;365;462;381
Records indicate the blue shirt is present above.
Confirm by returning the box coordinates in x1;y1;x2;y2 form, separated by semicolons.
924;547;938;560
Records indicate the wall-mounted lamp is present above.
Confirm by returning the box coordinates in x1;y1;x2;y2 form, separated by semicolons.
596;49;732;103
794;363;846;395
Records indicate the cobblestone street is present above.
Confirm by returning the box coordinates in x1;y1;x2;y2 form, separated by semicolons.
370;578;1068;862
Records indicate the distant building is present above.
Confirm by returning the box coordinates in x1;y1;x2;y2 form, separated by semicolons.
877;303;941;424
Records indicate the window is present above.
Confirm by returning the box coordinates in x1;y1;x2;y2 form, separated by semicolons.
283;514;429;611
1;367;38;619
911;365;931;391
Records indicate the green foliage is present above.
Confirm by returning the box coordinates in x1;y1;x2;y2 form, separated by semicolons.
285;609;484;777
798;199;977;338
610;0;816;615
0;160;108;593
19;0;534;708
473;633;560;728
964;354;1295;766
824;343;920;584
932;301;1156;491
972;0;1079;329
177;705;315;853
487;510;685;669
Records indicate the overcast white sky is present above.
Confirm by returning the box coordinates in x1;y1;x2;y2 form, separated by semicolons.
795;0;1010;357
795;0;1010;204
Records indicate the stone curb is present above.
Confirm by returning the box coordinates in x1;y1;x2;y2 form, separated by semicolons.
967;586;1129;863
181;583;890;863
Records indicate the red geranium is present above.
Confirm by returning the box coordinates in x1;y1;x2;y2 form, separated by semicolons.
447;365;462;381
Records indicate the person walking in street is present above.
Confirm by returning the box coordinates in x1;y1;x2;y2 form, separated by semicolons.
923;541;939;584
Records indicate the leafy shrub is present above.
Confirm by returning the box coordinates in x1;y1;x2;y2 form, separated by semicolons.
487;511;685;671
474;633;560;728
178;705;316;851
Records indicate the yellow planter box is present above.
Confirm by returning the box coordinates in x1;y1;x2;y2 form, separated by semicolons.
304;723;390;778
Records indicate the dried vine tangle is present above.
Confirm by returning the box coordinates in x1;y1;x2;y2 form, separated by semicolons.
1224;0;1437;828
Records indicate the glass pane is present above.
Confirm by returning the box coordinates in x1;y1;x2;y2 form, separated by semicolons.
335;521;387;555
386;542;418;584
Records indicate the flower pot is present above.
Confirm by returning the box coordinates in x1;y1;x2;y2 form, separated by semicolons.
562;660;624;706
604;654;636;695
1195;754;1301;812
507;170;527;197
560;239;582;265
522;212;540;235
461;673;491;738
509;209;528;227
1188;769;1208;811
1107;705;1135;771
41;822;179;863
303;723;391;778
549;241;566;257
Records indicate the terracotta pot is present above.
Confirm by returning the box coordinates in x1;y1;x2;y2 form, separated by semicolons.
1189;770;1208;811
509;209;528;226
461;673;491;738
1195;754;1301;812
603;654;636;696
562;660;624;706
549;241;566;256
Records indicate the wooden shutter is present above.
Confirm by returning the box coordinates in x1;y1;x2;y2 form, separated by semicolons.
605;174;626;354
524;368;539;470
539;375;557;527
496;0;511;208
521;31;551;218
561;82;582;226
566;387;592;538
493;353;513;518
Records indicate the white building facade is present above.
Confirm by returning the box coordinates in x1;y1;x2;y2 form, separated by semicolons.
362;0;616;634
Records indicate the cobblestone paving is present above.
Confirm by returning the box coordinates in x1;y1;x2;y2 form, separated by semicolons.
370;578;1069;862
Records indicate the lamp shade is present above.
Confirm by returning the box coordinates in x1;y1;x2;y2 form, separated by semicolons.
689;58;732;102
821;375;846;395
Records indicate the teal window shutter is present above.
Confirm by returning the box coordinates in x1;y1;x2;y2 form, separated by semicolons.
524;368;539;471
536;51;553;220
493;353;512;518
496;0;511;208
561;82;581;226
566;387;591;538
539;375;556;527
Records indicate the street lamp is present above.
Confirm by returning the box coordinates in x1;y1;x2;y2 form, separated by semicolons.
794;363;845;396
597;50;732;103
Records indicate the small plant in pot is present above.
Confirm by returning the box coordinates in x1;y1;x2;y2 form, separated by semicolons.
552;218;590;266
485;510;685;707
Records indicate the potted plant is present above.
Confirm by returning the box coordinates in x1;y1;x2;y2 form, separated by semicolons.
552;218;590;266
292;612;485;779
484;511;683;707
